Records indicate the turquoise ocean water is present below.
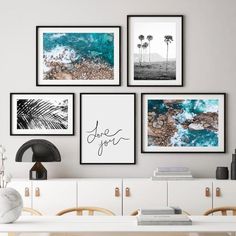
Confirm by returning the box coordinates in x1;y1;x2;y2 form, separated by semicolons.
43;33;114;66
148;99;219;147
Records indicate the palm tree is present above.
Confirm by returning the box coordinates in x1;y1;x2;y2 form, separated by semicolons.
17;99;68;130
142;42;149;62
164;35;173;73
137;44;142;65
147;35;153;63
138;35;145;64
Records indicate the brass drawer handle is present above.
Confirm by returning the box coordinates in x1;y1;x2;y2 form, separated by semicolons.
25;187;30;197
115;187;120;197
125;187;130;197
35;187;40;197
216;187;221;197
205;187;210;197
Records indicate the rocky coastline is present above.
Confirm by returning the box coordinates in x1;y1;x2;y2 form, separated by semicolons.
43;59;114;81
148;106;219;147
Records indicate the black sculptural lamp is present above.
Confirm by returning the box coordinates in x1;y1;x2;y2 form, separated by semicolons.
16;139;61;180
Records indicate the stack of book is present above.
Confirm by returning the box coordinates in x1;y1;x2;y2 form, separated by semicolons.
137;207;192;225
152;167;193;180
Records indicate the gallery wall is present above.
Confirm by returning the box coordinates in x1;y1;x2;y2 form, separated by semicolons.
0;0;236;178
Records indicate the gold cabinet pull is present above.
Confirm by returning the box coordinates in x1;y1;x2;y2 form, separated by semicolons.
216;187;221;197
35;187;40;197
115;187;120;197
205;187;210;197
25;187;30;197
125;187;130;197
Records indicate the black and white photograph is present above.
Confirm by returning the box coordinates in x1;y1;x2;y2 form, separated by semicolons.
10;93;74;135
80;93;136;164
127;15;183;86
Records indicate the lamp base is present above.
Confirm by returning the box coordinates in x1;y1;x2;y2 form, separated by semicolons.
30;162;47;180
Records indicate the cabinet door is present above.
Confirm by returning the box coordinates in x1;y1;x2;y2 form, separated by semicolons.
168;180;212;215
78;179;122;215
32;180;77;215
213;181;236;209
123;178;167;215
8;180;32;209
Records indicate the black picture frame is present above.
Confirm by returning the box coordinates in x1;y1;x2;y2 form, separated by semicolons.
36;26;121;87
10;93;75;136
127;15;184;87
141;93;226;153
80;93;136;165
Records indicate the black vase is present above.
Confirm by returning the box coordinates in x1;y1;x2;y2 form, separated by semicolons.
231;150;236;180
216;167;229;180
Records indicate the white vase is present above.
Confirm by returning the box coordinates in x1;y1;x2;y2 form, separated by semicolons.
0;187;23;223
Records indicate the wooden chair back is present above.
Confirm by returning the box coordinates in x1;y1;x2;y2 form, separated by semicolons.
204;207;236;216
131;210;139;216
56;207;115;216
22;207;42;216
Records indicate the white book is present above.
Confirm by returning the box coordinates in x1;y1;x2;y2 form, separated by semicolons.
153;174;193;178
152;176;193;181
137;215;192;225
156;167;190;172
139;207;182;215
154;170;192;176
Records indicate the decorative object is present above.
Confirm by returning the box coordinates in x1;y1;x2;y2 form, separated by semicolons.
10;93;74;136
80;93;136;164
231;150;236;180
0;188;23;223
15;139;61;180
216;167;229;180
0;145;12;188
127;15;183;87
141;93;226;153
0;145;23;224
37;26;121;86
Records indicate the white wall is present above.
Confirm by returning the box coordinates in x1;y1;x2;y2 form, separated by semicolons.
0;0;235;179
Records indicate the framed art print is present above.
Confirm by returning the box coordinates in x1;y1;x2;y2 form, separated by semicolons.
36;26;121;86
10;93;74;135
142;93;226;153
127;15;183;87
80;93;136;164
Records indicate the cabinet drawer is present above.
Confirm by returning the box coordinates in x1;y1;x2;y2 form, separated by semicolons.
168;180;212;215
123;178;167;215
32;180;77;215
78;179;122;215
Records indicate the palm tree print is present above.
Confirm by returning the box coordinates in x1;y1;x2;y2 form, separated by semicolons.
164;35;173;73
142;42;149;62
138;35;145;64
146;35;153;63
17;99;68;130
137;44;142;65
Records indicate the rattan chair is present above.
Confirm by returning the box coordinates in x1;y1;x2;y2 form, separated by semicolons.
22;207;42;216
204;206;236;216
56;207;115;216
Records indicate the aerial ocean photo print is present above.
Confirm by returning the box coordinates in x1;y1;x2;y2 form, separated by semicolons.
37;27;120;85
143;94;225;152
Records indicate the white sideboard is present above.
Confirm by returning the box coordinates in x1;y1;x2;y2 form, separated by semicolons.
8;178;236;216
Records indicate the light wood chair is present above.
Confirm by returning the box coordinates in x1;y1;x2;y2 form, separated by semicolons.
56;207;115;216
8;208;43;236
130;209;139;216
204;206;236;216
22;207;42;216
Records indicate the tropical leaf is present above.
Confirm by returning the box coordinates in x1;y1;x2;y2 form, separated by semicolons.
17;99;68;130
